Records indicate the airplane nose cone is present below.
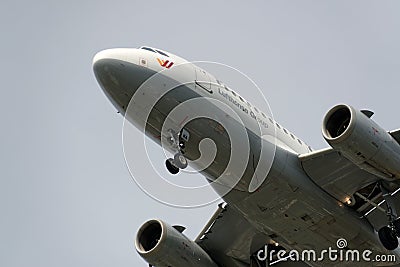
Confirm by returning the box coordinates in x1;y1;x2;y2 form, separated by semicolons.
93;48;155;113
93;49;108;66
92;49;124;67
93;50;131;112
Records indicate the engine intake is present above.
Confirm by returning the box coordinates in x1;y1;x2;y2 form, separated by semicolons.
322;104;400;179
324;105;352;139
136;220;162;253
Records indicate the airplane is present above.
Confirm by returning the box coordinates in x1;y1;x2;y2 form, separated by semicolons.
93;46;400;267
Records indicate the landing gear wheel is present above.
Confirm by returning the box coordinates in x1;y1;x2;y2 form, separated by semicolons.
174;153;188;169
378;226;399;250
165;158;179;175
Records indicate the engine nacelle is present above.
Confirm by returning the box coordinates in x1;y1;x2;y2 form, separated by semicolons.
322;104;400;179
135;219;218;267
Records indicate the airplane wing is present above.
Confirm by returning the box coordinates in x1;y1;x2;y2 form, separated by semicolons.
299;133;400;230
196;203;264;267
196;203;311;267
299;148;380;204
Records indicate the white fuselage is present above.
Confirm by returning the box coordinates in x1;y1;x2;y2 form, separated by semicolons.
93;47;396;266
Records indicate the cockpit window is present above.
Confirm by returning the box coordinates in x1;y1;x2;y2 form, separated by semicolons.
141;47;156;53
156;49;169;57
140;46;170;57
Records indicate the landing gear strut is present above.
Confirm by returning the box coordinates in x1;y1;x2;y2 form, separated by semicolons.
377;182;400;250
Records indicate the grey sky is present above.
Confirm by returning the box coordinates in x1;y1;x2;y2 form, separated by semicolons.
1;1;400;266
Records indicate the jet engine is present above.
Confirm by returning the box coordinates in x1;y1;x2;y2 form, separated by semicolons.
135;219;218;267
322;104;400;179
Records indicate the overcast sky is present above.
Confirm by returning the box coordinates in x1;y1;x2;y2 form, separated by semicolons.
1;1;400;266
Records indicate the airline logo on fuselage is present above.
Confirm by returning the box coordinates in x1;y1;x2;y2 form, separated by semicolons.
157;58;174;69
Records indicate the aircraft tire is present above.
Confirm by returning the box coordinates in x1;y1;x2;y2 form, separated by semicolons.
174;153;188;169
378;226;399;250
166;158;179;175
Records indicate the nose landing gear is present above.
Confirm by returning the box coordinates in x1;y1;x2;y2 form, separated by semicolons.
164;129;189;175
165;153;188;175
